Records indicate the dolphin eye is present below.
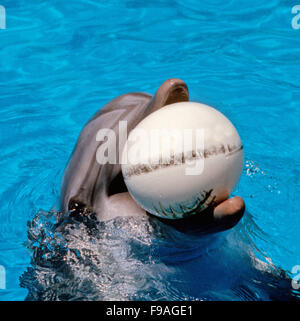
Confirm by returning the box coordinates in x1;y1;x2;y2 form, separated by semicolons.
68;199;88;217
67;199;97;225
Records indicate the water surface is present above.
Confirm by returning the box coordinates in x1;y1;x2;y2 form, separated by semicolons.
0;0;299;300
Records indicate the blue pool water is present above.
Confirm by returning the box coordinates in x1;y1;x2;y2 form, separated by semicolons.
0;0;299;300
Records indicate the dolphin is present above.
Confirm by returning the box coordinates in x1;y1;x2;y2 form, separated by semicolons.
20;79;299;301
60;78;245;233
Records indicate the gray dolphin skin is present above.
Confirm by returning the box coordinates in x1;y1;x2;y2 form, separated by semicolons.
60;79;245;233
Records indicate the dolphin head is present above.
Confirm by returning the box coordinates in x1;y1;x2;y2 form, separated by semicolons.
60;79;189;218
60;78;244;234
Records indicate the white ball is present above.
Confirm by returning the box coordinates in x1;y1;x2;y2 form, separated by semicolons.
121;102;243;219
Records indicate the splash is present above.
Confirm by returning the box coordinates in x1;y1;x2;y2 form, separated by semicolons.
20;208;299;301
20;209;200;300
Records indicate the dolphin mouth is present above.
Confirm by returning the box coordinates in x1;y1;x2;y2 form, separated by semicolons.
68;169;129;218
107;170;128;196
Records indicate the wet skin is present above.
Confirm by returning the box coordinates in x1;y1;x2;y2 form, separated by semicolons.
60;79;245;235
